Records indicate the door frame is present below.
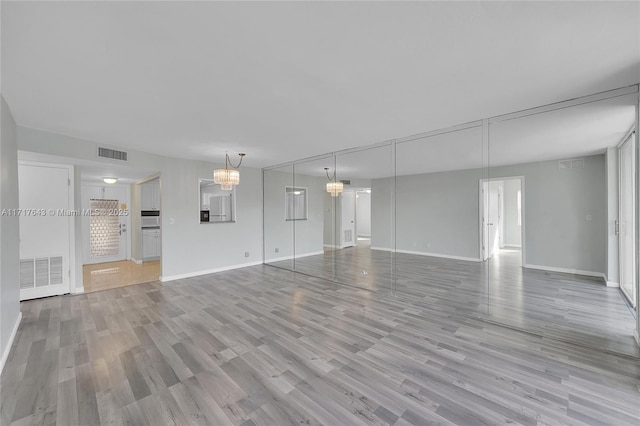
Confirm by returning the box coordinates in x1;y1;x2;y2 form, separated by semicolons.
618;131;637;307
18;161;76;299
479;176;525;263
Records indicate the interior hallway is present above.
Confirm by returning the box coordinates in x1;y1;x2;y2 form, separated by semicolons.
82;260;160;293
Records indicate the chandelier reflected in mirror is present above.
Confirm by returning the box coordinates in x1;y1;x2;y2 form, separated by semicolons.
324;167;343;197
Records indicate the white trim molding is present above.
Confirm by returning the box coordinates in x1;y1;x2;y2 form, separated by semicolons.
606;281;620;288
371;247;482;263
523;264;607;282
130;258;143;265
71;286;85;294
1;312;22;375
160;260;264;282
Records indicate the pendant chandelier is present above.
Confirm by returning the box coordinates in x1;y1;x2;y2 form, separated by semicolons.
324;167;343;197
214;153;246;190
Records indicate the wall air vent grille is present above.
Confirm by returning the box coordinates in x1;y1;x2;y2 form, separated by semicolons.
559;158;584;170
20;256;65;289
98;147;128;161
340;179;351;185
20;259;35;289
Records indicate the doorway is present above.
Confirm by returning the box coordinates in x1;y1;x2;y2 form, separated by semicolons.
340;190;356;248
481;177;524;264
356;189;371;247
82;184;129;264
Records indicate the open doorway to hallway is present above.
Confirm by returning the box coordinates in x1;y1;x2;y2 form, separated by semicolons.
356;188;371;248
481;177;523;266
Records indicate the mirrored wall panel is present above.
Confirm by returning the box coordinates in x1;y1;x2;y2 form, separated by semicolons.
264;164;295;271
487;94;639;356
292;155;336;280
334;144;394;293
395;125;488;316
262;87;639;357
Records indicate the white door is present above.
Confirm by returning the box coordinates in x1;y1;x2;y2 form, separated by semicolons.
481;180;502;260
341;191;356;248
82;185;129;264
619;134;636;307
498;185;505;249
18;162;72;300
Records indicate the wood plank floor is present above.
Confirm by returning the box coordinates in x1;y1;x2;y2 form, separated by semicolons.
1;264;639;425
270;246;638;357
83;260;161;293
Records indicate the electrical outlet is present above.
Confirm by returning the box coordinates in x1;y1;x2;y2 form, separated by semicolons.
275;248;279;253
244;251;250;258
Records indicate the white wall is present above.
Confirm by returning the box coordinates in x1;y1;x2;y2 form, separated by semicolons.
263;169;324;261
374;167;482;260
373;154;608;275
0;96;21;371
606;147;619;285
371;177;394;250
503;179;522;247
356;191;371;237
17;126;263;281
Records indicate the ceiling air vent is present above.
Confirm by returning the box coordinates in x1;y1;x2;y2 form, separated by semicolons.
98;146;128;161
559;158;584;170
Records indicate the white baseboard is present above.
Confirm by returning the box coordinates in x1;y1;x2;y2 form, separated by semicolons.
523;264;606;281
160;260;264;282
606;281;620;288
371;246;482;263
323;244;339;249
0;312;22;375
266;251;324;264
130;258;143;265
71;286;85;294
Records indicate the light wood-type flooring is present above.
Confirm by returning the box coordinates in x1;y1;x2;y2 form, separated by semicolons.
83;260;161;293
269;246;638;357
1;263;639;425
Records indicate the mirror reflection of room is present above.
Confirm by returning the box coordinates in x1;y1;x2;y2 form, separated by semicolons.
200;178;235;223
262;90;639;357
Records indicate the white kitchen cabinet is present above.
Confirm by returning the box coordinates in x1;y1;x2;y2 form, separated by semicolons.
142;229;161;259
141;181;160;210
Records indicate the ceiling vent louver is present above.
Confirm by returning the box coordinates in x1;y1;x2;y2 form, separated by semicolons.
98;147;128;161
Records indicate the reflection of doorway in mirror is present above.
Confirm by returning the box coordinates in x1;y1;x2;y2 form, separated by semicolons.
356;189;371;248
340;191;356;248
481;177;523;265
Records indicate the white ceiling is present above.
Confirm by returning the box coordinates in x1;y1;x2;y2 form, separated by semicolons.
2;1;639;168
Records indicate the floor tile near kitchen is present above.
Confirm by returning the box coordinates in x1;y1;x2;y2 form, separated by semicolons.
82;260;160;293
